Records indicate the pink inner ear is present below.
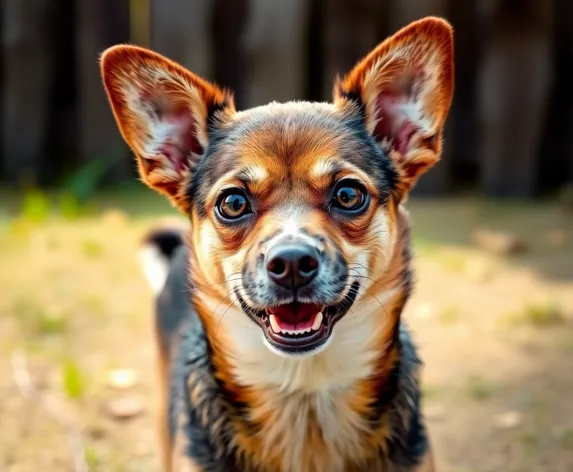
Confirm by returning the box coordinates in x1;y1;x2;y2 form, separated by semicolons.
375;93;419;156
160;110;202;172
141;91;204;172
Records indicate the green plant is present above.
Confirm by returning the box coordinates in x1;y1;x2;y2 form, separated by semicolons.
522;301;564;327
504;301;565;327
62;156;113;204
62;359;85;400
20;188;51;222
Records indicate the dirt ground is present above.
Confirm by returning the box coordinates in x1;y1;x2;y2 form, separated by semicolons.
1;190;572;472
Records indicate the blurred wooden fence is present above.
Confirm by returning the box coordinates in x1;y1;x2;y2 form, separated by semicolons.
1;0;572;197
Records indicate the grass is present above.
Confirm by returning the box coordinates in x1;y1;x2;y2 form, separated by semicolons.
9;298;69;336
85;444;102;469
38;308;69;335
464;375;498;401
57;193;96;220
503;301;565;328
521;302;565;326
560;429;573;450
81;239;105;258
519;432;540;449
438;305;462;325
412;237;441;257
421;383;441;400
437;252;467;273
83;443;130;472
1;184;172;225
62;359;86;400
20;189;51;223
81;293;107;318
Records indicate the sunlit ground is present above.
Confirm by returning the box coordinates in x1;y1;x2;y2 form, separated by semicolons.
1;188;572;472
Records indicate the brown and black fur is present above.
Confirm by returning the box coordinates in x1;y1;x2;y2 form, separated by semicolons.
101;17;454;472
154;219;427;472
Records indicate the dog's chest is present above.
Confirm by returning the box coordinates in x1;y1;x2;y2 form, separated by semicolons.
248;387;373;472
176;318;425;472
228;311;387;471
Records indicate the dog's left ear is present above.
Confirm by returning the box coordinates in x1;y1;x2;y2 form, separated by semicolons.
335;17;454;198
100;45;235;213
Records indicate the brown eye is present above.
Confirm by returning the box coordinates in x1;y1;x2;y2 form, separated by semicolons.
217;191;251;220
332;182;367;212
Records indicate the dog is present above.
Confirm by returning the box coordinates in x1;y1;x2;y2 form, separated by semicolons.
100;16;454;472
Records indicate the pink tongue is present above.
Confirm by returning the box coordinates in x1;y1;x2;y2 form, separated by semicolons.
274;314;317;331
269;303;322;330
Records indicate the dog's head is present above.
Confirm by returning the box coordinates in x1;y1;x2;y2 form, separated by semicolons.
101;17;453;357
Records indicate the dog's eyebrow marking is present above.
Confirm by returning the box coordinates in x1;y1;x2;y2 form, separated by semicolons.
310;159;378;195
310;159;342;179
203;165;269;204
235;166;268;185
207;165;268;200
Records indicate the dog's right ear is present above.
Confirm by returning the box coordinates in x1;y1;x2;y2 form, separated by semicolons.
100;45;235;213
334;17;454;200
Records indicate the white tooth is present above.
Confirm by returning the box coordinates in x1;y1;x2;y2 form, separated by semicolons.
311;312;323;331
269;315;281;334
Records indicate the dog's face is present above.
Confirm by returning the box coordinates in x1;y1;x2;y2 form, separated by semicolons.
101;17;453;357
188;101;398;356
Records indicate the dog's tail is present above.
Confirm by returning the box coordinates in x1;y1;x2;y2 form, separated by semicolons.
138;219;188;295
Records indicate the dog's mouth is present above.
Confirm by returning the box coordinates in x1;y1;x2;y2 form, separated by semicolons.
236;281;360;354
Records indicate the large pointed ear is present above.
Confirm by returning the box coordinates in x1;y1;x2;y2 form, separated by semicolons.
100;45;235;213
335;17;454;198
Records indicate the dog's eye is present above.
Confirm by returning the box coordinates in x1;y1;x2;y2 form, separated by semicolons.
332;181;367;212
217;190;251;220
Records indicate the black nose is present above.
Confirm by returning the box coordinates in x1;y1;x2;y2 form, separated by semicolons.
265;244;320;290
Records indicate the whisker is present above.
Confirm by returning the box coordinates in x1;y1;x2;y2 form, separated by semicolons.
339;282;391;322
213;285;254;338
346;269;394;292
215;294;235;337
